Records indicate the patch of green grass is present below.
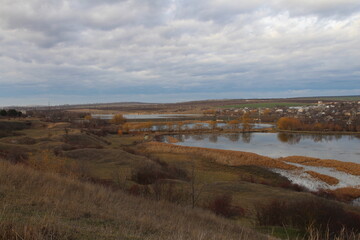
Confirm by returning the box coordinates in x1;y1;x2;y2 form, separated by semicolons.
310;96;360;101
104;134;143;147
220;102;312;109
256;226;305;239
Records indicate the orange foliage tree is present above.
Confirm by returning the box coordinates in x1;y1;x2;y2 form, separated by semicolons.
110;114;127;125
242;113;252;131
227;120;239;129
277;117;302;130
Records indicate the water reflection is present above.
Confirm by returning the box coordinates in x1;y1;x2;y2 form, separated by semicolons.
174;135;184;142
277;133;301;145
241;132;252;143
228;133;240;142
192;134;205;141
169;132;360;163
276;133;353;144
209;134;218;143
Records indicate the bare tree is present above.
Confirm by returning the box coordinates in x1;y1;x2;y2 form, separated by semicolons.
190;157;207;208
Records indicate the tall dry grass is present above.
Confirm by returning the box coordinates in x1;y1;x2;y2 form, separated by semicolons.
305;171;339;185
142;142;299;170
280;156;360;176
0;160;272;240
325;187;360;201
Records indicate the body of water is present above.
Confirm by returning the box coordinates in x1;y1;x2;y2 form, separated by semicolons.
151;123;273;131
91;113;203;120
168;132;360;164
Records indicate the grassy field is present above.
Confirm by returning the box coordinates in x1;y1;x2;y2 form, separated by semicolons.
307;96;360;101
220;102;312;108
0;160;272;240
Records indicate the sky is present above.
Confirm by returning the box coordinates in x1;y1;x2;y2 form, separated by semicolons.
0;0;360;106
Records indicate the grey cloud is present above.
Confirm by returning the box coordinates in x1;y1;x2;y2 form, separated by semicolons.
275;0;360;18
0;0;359;105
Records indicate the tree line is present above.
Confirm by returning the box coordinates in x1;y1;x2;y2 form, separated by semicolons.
277;117;360;132
0;109;23;117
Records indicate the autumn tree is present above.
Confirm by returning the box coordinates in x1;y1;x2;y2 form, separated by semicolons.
111;114;127;125
241;113;252;131
227;120;239;129
277;117;302;130
209;120;217;130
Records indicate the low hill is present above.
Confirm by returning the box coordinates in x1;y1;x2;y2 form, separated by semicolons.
0;160;271;240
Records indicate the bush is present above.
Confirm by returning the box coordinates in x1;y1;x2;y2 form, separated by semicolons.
207;194;245;218
131;164;165;185
131;163;188;185
0;149;28;164
256;199;360;237
152;181;188;203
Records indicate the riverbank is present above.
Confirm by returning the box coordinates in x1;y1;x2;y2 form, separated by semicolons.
143;141;360;199
278;129;360;135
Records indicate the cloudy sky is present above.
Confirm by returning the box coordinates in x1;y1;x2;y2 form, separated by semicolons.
0;0;360;106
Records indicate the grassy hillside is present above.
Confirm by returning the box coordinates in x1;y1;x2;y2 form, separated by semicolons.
0;160;270;240
1;119;360;239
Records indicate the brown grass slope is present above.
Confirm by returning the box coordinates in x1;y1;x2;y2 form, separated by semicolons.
0;160;273;240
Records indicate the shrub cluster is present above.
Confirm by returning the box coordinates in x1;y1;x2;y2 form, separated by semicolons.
277;117;359;132
207;194;245;218
0;149;28;164
0;109;23;117
256;199;360;237
131;163;188;185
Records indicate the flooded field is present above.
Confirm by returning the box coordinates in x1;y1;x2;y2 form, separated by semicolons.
163;132;360;191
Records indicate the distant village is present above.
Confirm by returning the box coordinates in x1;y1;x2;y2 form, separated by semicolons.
214;101;360;131
2;100;360;132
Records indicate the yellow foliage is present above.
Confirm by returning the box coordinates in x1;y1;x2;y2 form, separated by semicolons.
242;113;252;130
277;117;301;130
227;120;239;129
110;114;126;124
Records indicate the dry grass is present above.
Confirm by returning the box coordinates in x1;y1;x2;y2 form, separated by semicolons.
305;171;339;185
0;160;273;240
143;142;299;170
46;122;71;129
166;136;179;143
280;156;360;176
326;187;360;201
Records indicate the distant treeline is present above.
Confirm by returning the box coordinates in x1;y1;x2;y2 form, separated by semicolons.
277;117;360;132
0;109;23;117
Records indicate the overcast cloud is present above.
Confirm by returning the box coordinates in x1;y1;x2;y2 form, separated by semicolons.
0;0;359;106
